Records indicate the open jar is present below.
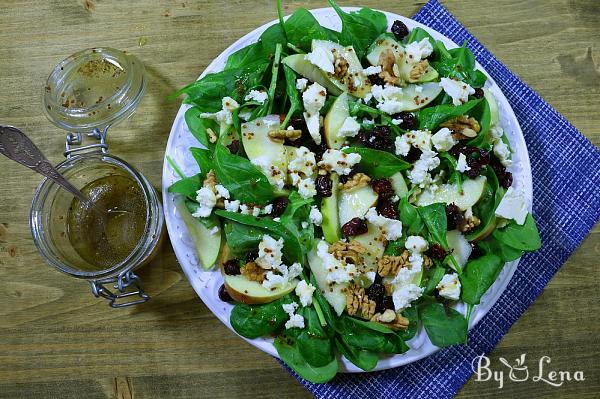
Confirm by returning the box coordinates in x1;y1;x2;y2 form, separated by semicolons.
31;48;164;307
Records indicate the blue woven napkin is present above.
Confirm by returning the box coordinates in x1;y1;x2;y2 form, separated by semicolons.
285;1;600;397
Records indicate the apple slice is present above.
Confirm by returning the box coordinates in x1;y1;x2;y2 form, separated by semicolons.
282;54;342;95
324;92;350;149
321;173;342;244
416;176;487;211
446;230;472;269
353;222;387;272
390;172;408;198
308;240;348;315
241;115;288;191
311;40;372;98
338;185;379;226
393;82;443;112
174;196;221;270
484;88;500;126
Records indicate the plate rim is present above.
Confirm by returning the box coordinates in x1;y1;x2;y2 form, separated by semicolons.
161;7;533;373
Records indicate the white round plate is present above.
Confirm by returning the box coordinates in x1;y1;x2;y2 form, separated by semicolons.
162;7;532;373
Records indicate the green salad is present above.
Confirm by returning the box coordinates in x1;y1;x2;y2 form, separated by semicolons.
168;0;541;383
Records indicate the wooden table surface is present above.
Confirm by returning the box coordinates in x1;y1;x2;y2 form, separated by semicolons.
1;0;598;398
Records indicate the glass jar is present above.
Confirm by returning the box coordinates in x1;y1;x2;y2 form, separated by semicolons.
31;47;163;307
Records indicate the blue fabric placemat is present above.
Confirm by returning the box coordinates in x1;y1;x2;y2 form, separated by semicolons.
287;1;600;397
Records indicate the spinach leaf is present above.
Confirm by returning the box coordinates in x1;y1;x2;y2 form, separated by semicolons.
281;65;303;129
339;316;408;354
384;238;406;256
400;196;425;236
310;273;337;329
230;296;292;338
420;302;467;347
215;211;304;264
418;203;449;249
342;147;410;178
212;144;274;205
224;42;267;70
297;306;335;367
405;27;436;49
354;8;388;34
284;8;335;51
170;60;270;112
327;1;387;59
432;43;486;88
259;23;287;55
459;254;504;305
189;147;214;180
466;167;503;241
418;99;482;131
274;333;338;384
493;213;541;251
334;337;378;372
422;265;446;295
167;173;201;199
223;220;266;256
185;107;219;149
467;98;492;148
478;236;523;262
399;306;419;341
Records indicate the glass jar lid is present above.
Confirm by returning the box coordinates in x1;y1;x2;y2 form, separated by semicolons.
43;47;146;133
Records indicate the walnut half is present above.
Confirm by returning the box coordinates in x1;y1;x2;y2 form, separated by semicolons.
377;251;410;277
370;311;410;330
340;173;371;191
441;115;481;139
346;284;376;320
240;261;267;283
268;129;302;143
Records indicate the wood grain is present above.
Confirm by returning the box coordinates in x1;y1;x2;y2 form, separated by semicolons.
0;1;598;398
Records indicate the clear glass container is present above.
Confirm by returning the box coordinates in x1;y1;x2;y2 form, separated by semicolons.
31;47;162;307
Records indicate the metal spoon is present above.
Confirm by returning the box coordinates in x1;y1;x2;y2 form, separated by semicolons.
0;125;92;206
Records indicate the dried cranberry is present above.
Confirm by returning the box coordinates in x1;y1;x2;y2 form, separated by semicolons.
368;73;385;87
371;178;394;200
377;200;399;220
218;284;233;302
404;147;422;163
392;111;418;130
357;126;394;152
490;157;513;189
245;249;259;262
427;243;447;261
381;296;395;311
223;259;241;275
446;203;464;231
341;217;368;237
367;283;385;312
315;175;333;197
271;197;289;217
227;139;240;154
312;142;329;162
339;165;360;184
472;88;485;99
452;145;490;179
470;243;486;260
391;20;409;40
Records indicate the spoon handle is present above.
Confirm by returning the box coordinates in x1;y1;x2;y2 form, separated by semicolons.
0;125;89;203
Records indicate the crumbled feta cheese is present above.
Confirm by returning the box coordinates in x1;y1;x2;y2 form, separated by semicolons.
309;205;323;226
456;153;471;172
363;92;373;104
305;46;335;74
238;110;252;121
256;235;284;269
252;207;261;217
431;127;458;152
214;184;230;199
282;301;305;329
338;116;361;138
244;90;268;104
365;207;403;240
251;156;286;191
363;65;382;75
209;226;219;235
437;273;461;300
224;199;240;212
404;38;433;61
273;217;281;222
296;78;308;92
301;221;309;229
318;149;361;175
200;96;239;128
490;125;503;140
263;204;273;214
288;146;317;186
371;84;405;115
298;177;317;199
495;186;528;225
192;187;217;218
302;83;327;144
263;261;302;290
295;280;316;307
392;284;423;312
365;271;376;285
439;78;475;106
316;241;357;284
408;149;440;188
493;139;512;167
405;235;429;253
391;119;402;126
362;118;375;126
395;135;411;156
406;130;432;151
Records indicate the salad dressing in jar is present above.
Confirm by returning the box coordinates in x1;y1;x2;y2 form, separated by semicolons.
31;48;163;307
